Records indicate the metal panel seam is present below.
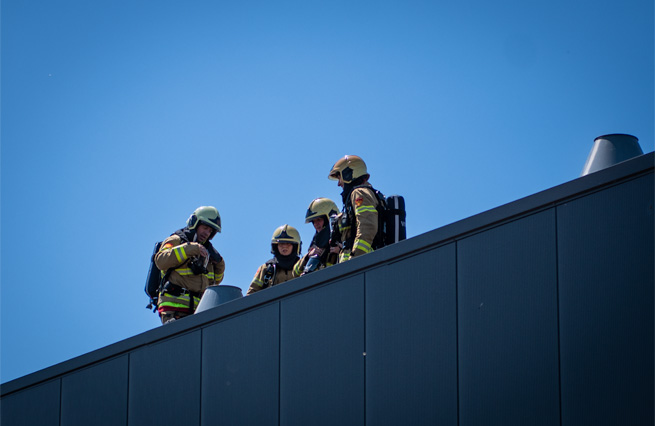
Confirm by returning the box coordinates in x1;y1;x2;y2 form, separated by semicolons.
126;355;131;426
199;328;204;426
363;272;367;426
455;240;460;426
278;300;281;426
59;378;62;426
555;207;563;426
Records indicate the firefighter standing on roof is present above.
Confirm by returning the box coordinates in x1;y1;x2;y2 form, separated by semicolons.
247;225;301;295
328;155;380;262
293;197;339;275
155;206;225;324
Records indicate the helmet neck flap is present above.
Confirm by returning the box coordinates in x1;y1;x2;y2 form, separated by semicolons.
340;175;367;204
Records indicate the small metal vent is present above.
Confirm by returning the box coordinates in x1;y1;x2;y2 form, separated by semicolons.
581;134;643;176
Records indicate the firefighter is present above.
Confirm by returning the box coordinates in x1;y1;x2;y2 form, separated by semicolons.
328;155;380;262
293;198;339;276
154;206;225;324
247;224;301;295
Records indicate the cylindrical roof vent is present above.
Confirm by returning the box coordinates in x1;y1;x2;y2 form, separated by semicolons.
195;285;243;314
581;133;643;176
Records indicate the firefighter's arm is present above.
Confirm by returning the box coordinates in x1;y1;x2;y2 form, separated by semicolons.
351;189;378;257
293;253;309;277
154;236;205;270
329;215;343;258
211;257;225;285
246;265;266;295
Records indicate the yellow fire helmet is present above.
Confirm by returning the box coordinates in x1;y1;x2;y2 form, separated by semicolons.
305;198;339;223
327;155;369;184
271;224;302;255
187;206;222;233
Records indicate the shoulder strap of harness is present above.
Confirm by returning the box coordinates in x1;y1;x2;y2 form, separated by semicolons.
263;259;277;288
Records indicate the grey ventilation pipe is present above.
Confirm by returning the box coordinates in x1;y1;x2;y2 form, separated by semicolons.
195;285;243;314
581;133;643;176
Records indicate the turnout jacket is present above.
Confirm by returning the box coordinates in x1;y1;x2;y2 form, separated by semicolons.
293;252;320;277
293;249;335;276
292;227;334;276
247;258;297;295
337;183;379;262
154;230;225;313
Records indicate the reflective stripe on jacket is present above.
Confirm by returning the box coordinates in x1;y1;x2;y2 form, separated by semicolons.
247;260;297;295
158;291;200;314
337;184;379;260
154;233;225;313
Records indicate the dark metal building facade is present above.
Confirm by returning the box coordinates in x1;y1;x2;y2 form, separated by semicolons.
2;153;653;426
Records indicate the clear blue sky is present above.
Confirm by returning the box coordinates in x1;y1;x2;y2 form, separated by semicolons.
1;0;653;384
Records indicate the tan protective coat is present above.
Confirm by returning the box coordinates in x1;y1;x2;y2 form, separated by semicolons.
337;183;379;261
247;262;296;295
155;234;225;317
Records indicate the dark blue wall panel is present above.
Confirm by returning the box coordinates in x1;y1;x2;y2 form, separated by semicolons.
0;380;60;426
557;175;654;426
201;303;280;426
128;331;201;426
61;356;128;426
280;276;365;426
2;155;651;426
365;244;458;426
458;209;560;426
